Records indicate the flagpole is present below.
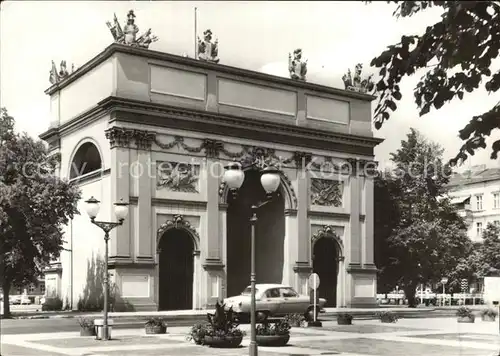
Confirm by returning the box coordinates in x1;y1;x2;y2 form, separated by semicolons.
194;7;198;58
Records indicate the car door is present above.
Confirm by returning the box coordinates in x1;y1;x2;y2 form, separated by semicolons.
258;288;282;316
278;287;305;315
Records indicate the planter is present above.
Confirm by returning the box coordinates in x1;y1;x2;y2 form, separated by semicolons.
337;318;352;325
145;325;167;334
481;315;496;322
203;335;243;348
256;334;290;347
457;316;475;323
80;327;95;337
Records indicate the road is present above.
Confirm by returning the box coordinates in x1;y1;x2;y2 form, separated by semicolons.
0;317;206;335
0;307;462;335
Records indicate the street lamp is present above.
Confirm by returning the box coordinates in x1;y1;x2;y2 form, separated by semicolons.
440;277;448;307
223;162;281;356
85;196;129;341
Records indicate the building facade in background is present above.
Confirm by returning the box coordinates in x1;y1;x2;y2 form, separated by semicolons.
40;42;381;311
447;166;500;243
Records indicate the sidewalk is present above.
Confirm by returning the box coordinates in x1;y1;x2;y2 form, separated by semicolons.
2;317;497;356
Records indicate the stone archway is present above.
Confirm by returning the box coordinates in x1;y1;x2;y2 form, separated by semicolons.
157;215;200;310
311;226;344;307
68;140;102;179
224;168;288;297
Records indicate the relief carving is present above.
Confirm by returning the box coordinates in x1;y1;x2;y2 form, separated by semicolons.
157;214;199;253
156;161;199;193
310;178;343;207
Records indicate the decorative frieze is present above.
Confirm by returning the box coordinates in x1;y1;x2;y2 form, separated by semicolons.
310;178;343;207
156;161;199;193
202;139;224;158
293;151;312;168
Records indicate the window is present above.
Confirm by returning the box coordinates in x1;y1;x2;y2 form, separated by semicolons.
40;284;46;294
476;195;483;210
29;285;35;293
477;222;483;237
16;287;22;295
280;288;299;298
494;193;500;209
265;289;281;298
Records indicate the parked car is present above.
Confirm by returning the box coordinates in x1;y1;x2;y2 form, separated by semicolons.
9;295;21;305
223;283;326;322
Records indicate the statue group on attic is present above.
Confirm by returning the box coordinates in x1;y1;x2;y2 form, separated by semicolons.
50;8;375;94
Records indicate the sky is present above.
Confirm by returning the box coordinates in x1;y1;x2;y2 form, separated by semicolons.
1;0;499;169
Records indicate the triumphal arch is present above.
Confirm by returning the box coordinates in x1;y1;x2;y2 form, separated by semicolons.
41;12;382;311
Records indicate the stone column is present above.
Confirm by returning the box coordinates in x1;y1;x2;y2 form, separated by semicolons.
105;127;133;263
134;130;156;262
293;152;312;294
283;210;297;288
348;159;361;267
362;161;376;267
202;140;225;308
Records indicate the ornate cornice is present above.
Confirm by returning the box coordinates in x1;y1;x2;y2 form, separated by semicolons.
103;96;383;155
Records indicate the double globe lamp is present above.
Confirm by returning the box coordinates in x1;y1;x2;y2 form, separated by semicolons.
223;162;281;356
84;196;129;341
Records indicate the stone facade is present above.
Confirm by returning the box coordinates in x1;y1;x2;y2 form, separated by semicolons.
40;44;383;310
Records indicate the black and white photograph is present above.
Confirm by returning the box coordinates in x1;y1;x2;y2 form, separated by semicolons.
1;1;500;355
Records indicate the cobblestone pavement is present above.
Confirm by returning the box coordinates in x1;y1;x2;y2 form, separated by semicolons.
1;317;498;356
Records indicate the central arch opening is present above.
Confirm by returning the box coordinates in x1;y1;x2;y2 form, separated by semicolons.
312;236;339;307
226;169;285;297
158;229;194;310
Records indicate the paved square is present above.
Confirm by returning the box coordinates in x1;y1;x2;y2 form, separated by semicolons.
1;317;498;356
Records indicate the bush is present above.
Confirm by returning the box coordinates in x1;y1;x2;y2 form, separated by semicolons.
456;306;473;318
42;296;63;311
337;313;353;323
77;317;94;328
375;311;398;323
145;317;166;327
480;308;498;318
284;313;306;327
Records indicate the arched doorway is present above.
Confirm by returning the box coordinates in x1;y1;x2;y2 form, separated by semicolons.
158;228;194;310
69;141;102;179
226;169;286;297
312;227;343;307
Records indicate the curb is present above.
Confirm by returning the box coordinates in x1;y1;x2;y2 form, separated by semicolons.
11;308;444;321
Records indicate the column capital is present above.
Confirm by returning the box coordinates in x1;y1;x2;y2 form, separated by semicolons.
134;130;156;150
105;127;134;148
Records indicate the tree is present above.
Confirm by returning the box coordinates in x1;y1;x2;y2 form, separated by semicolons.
0;108;80;316
369;1;500;165
473;223;500;277
374;128;472;306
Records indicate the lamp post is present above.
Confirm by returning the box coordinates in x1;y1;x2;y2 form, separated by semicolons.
223;162;281;356
441;277;448;307
84;196;129;341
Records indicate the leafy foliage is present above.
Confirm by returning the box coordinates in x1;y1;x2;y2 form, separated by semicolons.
471;223;500;277
0;108;81;316
256;319;291;336
456;306;474;318
375;311;398;323
145;317;166;327
203;301;243;338
369;1;500;164
77;317;95;328
374;128;472;306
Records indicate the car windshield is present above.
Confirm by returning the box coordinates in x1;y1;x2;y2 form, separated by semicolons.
241;286;259;296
